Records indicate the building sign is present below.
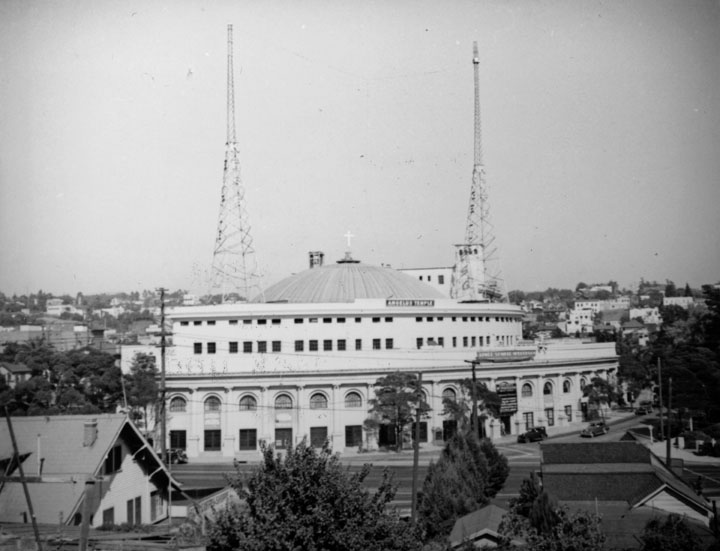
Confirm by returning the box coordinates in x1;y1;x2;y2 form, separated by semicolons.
496;381;518;415
474;349;535;362
385;299;435;307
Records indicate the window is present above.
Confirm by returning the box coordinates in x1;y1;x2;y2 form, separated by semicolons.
385;338;394;349
416;317;423;322
207;342;216;354
345;425;363;447
102;507;115;526
442;388;457;402
580;378;587;390
523;412;534;430
452;337;457;347
521;383;533;398
169;397;186;412
412;422;428;442
372;338;381;350
207;320;216;326
355;317;361;323
543;382;553;396
229;341;238;353
355;339;362;350
126;496;141;525
337;339;346;351
272;341;281;352
310;427;328;447
205;396;221;412
462;317;468;322
243;341;252;353
337;317;346;323
372;317;381;323
427;275;432;282
309;318;318;323
426;317;433;322
170;430;186;450
204;430;221;451
309;340;318;351
323;318;332;324
193;342;202;354
310;393;328;409
564;405;572;422
471;336;476;347
193;320;201;326
275;428;292;449
463;336;468;347
229;319;238;325
545;408;555;427
438;275;445;285
243;319;251;325
323;339;332;351
385;317;393;323
257;341;267;353
295;340;304;352
294;318;304;324
239;429;257;450
104;445;122;475
275;394;293;409
257;319;267;325
345;392;362;408
416;337;423;349
272;319;281;325
180;321;189;326
438;337;444;346
239;396;257;411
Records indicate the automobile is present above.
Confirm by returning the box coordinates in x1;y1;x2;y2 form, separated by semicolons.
580;421;609;438
517;426;547;443
168;448;188;464
635;406;651;415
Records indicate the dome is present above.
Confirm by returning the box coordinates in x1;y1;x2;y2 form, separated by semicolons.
253;262;445;304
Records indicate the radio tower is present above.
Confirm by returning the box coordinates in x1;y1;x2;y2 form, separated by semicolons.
209;24;261;303
451;41;504;302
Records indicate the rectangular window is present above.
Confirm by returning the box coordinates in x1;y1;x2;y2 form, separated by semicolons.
323;339;333;351
471;336;476;347
412;422;428;443
372;317;381;323
355;317;362;323
229;319;238;325
416;337;423;349
565;405;572;422
150;492;161;522
452;337;457;347
523;412;534;431
546;408;555;427
337;339;346;351
372;338;381;350
438;337;444;347
416;317;423;322
385;338;393;349
193;321;201;326
426;317;433;322
471;317;476;322
295;340;304;352
385;317;393;323
170;430;186;450
127;496;141;525
258;341;267;354
428;275;432;282
272;319;281;325
309;340;318;351
257;319;267;325
438;275;445;285
239;429;257;451
204;430;221;451
193;342;202;354
275;428;292;449
103;507;115;526
104;445;122;475
180;321;189;326
243;319;252;325
323;317;332;324
207;320;216;326
463;336;468;347
337;317;346;323
207;342;216;354
294;318;304;324
345;425;363;447
310;427;328;448
272;341;281;352
355;339;362;350
229;341;238;353
309;318;318;323
243;341;252;353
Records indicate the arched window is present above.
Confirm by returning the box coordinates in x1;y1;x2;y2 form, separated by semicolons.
543;382;553;395
580;378;587;390
563;379;572;393
521;383;533;398
169;396;186;412
442;388;457;402
275;394;293;410
204;396;221;412
239;395;257;411
345;392;362;408
310;393;328;409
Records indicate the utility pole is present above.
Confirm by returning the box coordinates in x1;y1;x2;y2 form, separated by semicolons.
666;377;672;467
158;288;167;464
657;358;665;455
411;372;423;523
471;360;479;437
4;407;43;551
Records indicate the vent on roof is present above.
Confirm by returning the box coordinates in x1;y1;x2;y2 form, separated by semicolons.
309;251;324;269
83;419;98;447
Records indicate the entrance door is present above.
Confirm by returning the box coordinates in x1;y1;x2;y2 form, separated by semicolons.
275;428;292;449
443;420;457;441
378;424;397;448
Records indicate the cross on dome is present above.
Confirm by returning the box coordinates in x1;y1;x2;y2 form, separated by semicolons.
344;230;355;249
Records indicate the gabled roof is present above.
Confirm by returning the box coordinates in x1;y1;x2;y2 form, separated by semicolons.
542;441;651;464
0;362;31;374
448;504;507;548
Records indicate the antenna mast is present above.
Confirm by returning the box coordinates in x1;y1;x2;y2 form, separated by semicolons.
209;24;261;303
451;41;504;302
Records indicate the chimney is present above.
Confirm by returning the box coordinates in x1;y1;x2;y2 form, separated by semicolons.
309;251;324;269
83;419;98;447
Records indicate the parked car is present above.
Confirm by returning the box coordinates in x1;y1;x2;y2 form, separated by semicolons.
517;426;547;443
168;448;188;464
635;406;651;415
580;421;609;437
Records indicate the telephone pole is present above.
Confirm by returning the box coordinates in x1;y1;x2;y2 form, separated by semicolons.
411;372;423;523
158;288;167;464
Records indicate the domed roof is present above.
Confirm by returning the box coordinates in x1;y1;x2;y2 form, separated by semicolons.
253;262;445;304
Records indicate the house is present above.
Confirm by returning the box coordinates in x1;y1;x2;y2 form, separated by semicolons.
539;441;714;549
0;362;32;388
448;504;510;548
0;414;181;527
663;296;694;309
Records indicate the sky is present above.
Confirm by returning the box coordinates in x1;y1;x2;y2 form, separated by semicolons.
1;0;719;297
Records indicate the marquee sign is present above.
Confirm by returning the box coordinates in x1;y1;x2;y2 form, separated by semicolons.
495;381;518;415
385;299;435;307
474;349;536;362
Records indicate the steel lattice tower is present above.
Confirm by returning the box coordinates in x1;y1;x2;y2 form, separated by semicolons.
451;41;504;302
209;24;261;303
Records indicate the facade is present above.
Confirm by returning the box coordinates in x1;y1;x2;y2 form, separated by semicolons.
663;296;694;309
565;308;595;335
630;307;662;325
398;267;454;297
0;362;32;388
0;414;179;527
575;297;630;313
164;257;618;461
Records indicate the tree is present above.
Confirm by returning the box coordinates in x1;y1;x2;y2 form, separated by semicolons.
417;432;493;539
442;378;501;437
665;280;677;298
582;376;620;419
208;440;421;551
124;353;159;426
366;371;428;451
639;514;702;551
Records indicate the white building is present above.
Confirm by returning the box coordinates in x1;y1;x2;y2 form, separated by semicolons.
630;307;662;325
574;297;630;314
565;308;595;336
663;296;694;309
163;255;617;461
